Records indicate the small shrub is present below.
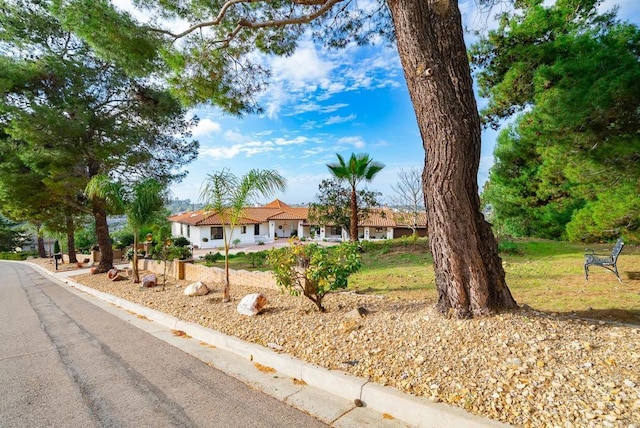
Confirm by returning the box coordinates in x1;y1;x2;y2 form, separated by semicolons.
248;251;267;267
169;246;192;260
257;240;265;245
380;240;392;255
267;242;361;312
0;252;30;260
172;236;190;247
232;238;241;248
113;233;135;249
202;237;209;242
397;236;412;248
498;239;523;256
359;240;375;252
204;251;223;263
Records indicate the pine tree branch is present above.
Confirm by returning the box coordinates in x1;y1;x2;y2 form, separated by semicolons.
146;0;344;40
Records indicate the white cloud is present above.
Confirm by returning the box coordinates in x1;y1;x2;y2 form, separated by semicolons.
263;82;289;119
325;114;356;125
338;136;366;149
289;102;349;116
201;145;243;160
259;36;405;118
223;130;245;143
192;118;221;137
274;136;308;146
200;136;308;160
301;146;334;158
270;40;335;85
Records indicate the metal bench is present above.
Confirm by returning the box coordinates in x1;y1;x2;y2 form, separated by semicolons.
584;238;624;282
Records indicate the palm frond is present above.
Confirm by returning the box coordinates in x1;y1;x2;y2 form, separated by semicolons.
85;174;126;213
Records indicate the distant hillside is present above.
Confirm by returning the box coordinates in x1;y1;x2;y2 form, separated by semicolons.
166;198;203;214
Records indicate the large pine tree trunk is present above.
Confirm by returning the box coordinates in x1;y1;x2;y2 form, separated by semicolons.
387;0;518;317
92;196;114;273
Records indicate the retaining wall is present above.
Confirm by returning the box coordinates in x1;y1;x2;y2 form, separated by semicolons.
138;259;278;290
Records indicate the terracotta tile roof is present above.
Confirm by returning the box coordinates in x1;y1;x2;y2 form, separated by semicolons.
263;199;291;209
240;207;284;222
197;212;261;225
168;201;427;229
167;211;209;225
268;207;309;220
168;200;309;226
360;209;397;227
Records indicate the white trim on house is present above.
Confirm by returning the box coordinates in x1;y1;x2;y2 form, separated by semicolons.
168;200;427;246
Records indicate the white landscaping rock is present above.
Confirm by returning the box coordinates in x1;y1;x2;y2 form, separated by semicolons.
184;281;210;297
142;274;157;288
237;293;267;316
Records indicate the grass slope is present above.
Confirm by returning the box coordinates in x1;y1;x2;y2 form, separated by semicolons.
199;237;640;324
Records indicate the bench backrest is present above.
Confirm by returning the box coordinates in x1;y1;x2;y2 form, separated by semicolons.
611;238;624;261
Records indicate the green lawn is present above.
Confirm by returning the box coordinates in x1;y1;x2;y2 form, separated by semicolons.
351;238;640;324
198;238;640;323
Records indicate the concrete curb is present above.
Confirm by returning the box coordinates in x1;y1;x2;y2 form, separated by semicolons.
28;262;510;428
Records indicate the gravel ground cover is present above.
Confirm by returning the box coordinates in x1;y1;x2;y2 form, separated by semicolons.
29;258;640;427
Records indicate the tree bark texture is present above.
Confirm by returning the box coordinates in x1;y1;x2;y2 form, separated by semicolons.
66;216;78;264
92;196;114;273
387;0;518;317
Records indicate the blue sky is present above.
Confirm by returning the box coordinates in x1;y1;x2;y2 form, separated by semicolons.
157;0;639;206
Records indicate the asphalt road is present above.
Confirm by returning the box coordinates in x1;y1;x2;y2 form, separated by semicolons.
0;262;328;427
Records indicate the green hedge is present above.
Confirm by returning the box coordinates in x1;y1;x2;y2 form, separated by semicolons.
0;252;32;260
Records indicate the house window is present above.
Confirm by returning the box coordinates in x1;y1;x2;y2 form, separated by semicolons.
210;227;223;240
375;227;384;233
240;225;247;234
254;224;260;235
330;226;341;236
186;225;190;238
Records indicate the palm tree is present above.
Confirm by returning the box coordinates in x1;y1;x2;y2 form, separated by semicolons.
200;168;287;302
327;153;385;242
86;175;166;283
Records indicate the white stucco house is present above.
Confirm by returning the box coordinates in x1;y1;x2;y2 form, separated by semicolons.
167;199;427;249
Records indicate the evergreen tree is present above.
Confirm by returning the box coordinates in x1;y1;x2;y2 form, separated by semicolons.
472;0;640;242
0;0;199;271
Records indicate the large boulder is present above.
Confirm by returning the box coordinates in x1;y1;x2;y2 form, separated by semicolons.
237;293;267;316
142;274;157;288
184;281;209;297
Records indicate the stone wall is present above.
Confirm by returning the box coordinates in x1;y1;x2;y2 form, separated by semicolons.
138;259;278;290
63;249;124;264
